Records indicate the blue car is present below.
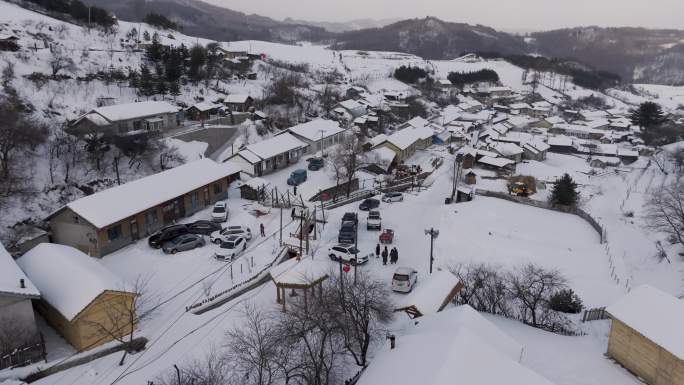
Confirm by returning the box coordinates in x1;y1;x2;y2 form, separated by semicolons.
287;169;307;186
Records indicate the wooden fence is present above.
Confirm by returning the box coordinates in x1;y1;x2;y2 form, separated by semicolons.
0;334;46;370
582;307;609;322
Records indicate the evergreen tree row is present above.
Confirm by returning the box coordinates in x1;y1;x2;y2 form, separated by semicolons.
447;69;500;87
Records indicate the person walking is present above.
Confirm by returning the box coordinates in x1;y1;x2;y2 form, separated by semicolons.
260;223;265;237
392;247;399;264
389;247;396;264
375;243;380;259
291;207;296;220
381;246;388;265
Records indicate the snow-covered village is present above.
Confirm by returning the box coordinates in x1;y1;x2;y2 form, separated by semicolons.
1;1;684;384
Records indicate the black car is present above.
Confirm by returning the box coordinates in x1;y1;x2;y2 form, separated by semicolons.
359;198;380;211
148;224;188;249
341;212;358;224
187;220;222;235
338;222;357;244
307;157;324;171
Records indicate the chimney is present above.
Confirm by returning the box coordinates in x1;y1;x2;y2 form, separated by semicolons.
19;279;25;289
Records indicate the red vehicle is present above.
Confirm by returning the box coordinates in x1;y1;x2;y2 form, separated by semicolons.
379;229;394;244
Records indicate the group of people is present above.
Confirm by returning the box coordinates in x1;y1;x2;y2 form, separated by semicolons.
375;243;399;265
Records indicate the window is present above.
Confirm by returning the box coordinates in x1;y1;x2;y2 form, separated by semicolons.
73;215;80;224
133;120;142;130
213;183;222;194
107;225;122;242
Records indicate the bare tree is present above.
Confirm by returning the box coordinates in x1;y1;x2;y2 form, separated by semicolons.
508;264;567;328
83;275;157;365
646;182;684;247
0;100;47;194
156;349;230;385
450;263;510;316
329;135;362;197
652;149;669;175
325;270;394;367
49;46;76;77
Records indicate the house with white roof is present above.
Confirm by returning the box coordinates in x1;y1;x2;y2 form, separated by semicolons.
373;125;434;162
286;119;346;154
186;101;222;120
70;101;180;135
226;133;307;176
0;242;40;351
224;94;254;112
47;159;241;257
491;142;524;163
333;99;367;121
18;244;136;351
522;140;551;161
606;285;684;385
356;305;556;385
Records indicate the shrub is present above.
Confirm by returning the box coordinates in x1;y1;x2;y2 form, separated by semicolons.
394;65;429;84
548;289;583;314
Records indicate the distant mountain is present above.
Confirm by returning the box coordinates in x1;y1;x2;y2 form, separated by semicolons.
332;17;527;59
530;27;684;85
282;17;401;33
88;0;332;42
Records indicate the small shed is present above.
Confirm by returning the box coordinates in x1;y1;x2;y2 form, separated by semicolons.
464;170;477;185
606;285;684;385
456;186;474;202
395;270;463;319
17;244;137;351
238;177;271;201
269;256;329;312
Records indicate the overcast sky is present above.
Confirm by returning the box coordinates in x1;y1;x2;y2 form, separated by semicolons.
205;0;684;31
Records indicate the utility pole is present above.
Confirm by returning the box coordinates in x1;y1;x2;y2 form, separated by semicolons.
279;206;283;246
424;228;439;274
451;153;464;202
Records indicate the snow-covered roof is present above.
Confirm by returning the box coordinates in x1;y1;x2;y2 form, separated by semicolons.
524;140;550;153
492;142;524;157
58;159;241;229
478;156;514;168
357;306;555;385
548;135;573;147
190;102;222;112
396;270;461;316
87;101;178;123
404;116;429;128
17;244;126;321
84;112;110;126
607;285;684;360
617;148;639;158
509;102;532;110
438;105;462;125
0;242;39;298
367;147;396;170
287;119;345;142
233;149;262;164
545;116;566;125
338;99;366;111
244;133;307;160
269;256;328;287
385;126;433;150
225;94;251;104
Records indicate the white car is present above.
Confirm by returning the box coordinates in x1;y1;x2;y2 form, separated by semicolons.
382;192;404;203
366;210;382;231
391;267;418;293
210;225;252;244
214;235;247;261
211;202;228;222
328;244;368;265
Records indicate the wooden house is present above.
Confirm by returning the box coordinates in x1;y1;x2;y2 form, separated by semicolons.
606;285;684;385
69;101;180;136
47;159;240;257
17;244;137;351
224;94;254;112
226;133;306;176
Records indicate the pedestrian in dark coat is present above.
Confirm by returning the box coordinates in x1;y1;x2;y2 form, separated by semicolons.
260;223;265;237
391;247;399;264
375;243;380;258
291;207;296;220
381;246;388;265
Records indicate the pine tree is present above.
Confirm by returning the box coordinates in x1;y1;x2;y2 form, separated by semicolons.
156;81;168;96
550;173;578;206
139;65;155;97
630;101;665;130
169;81;181;100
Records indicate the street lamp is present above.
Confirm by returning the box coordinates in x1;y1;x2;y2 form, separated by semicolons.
424;228;439;274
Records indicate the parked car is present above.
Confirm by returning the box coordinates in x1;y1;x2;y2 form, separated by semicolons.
382;192;404;203
379;229;395;244
307;157;324;171
366;210;382;230
162;234;205;254
148;224;189;249
210;225;253;244
391;267;418;293
341;212;358;225
328;244;367;265
187;220;222;235
359;198;380;211
338;221;357;244
214;235;247;261
211;202;229;222
287;169;308;186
